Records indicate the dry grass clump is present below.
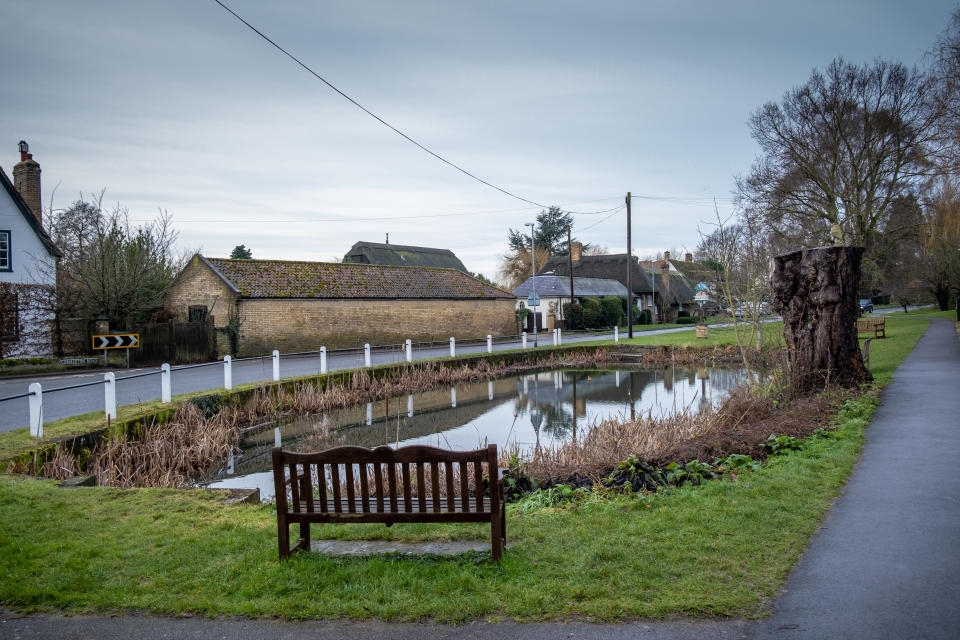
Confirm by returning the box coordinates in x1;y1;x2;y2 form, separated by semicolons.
511;383;838;483
37;403;242;488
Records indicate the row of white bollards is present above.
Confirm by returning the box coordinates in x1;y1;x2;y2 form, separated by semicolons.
24;334;518;434
552;329;563;345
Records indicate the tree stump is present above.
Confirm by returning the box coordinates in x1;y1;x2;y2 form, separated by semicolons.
770;246;872;391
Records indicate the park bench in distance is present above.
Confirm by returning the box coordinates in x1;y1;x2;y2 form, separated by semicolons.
857;317;886;339
272;444;506;561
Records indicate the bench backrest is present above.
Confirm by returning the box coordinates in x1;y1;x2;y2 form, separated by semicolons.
272;444;499;516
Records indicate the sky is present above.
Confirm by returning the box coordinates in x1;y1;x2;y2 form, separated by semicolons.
1;1;955;282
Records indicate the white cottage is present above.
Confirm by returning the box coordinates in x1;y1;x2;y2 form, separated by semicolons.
0;142;60;357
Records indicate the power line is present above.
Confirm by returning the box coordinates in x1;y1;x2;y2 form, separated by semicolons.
577;206;624;231
211;0;549;209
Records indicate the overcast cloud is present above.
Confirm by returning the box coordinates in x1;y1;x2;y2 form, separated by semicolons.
1;1;954;279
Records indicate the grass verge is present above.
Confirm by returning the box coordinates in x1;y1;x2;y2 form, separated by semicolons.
0;314;938;621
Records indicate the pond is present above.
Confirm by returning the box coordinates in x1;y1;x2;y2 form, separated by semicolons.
205;366;754;499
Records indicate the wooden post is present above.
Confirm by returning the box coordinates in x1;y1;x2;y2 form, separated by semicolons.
626;192;633;339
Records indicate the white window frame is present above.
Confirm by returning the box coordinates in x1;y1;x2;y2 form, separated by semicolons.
0;230;10;272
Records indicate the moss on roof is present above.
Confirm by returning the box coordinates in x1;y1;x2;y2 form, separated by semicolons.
204;257;513;300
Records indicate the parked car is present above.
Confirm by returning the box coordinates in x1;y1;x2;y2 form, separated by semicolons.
859;299;874;314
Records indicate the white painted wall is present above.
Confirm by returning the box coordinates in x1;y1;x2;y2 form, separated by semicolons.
0;188;55;286
0;182;57;357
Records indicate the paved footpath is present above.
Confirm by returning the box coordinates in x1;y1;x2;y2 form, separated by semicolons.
2;318;958;639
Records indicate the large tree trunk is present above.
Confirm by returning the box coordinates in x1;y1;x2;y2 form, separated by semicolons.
770;246;872;391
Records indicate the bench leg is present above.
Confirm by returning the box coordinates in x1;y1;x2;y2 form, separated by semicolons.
491;514;503;562
277;513;290;561
300;522;311;553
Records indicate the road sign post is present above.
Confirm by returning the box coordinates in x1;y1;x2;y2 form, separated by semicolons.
92;334;139;368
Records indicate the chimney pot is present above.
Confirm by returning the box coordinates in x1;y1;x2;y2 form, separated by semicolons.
685;252;693;262
13;141;42;227
663;250;670;262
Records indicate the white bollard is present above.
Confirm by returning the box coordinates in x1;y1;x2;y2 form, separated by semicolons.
224;355;233;390
487;335;492;353
407;394;414;418
557;328;562;345
104;372;117;420
28;383;42;439
320;346;327;374
522;331;528;349
552;329;557;346
450;337;456;358
615;326;619;343
451;387;457;407
364;343;372;368
272;350;280;381
161;363;171;403
405;339;412;363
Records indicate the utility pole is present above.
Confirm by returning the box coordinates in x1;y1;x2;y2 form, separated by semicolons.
567;227;575;308
626;192;633;339
526;222;538;347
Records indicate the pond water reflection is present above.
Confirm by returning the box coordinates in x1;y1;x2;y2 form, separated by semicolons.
205;366;753;499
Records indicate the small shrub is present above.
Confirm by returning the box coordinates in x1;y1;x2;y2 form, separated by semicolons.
762;434;804;456
715;454;761;473
675;317;697;325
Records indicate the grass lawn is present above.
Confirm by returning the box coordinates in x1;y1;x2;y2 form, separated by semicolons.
0;313;942;621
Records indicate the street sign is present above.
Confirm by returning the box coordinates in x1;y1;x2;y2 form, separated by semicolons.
92;334;140;349
527;292;540;307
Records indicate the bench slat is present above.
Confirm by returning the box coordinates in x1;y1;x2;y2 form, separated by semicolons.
374;463;384;513
431;461;441;513
445;461;455;513
401;462;412;513
345;464;356;513
388;462;398;512
460;461;470;513
293;496;493;516
317;462;328;513
416;462;427;513
474;461;483;512
331;463;342;513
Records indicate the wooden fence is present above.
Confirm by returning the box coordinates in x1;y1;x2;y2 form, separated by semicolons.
133;318;215;365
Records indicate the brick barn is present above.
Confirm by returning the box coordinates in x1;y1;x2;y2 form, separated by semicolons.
165;254;516;356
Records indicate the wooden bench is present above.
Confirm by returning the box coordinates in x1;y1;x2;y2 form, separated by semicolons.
272;444;506;561
857;317;886;339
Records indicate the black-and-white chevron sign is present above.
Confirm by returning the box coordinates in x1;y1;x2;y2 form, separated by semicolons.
92;334;140;349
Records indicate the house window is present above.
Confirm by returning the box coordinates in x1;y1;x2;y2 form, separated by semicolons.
188;305;209;323
0;289;18;343
0;231;10;271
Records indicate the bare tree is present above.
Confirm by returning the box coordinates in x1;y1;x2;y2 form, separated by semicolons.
498;245;551;290
47;194;182;328
697;205;772;369
929;8;960;175
738;58;940;261
919;176;960;309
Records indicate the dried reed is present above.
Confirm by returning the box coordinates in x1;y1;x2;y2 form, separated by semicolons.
508;383;781;481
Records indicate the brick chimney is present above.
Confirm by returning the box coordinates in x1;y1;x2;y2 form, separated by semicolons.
685;252;693;262
661;252;670;292
571;242;583;263
13;141;42;227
